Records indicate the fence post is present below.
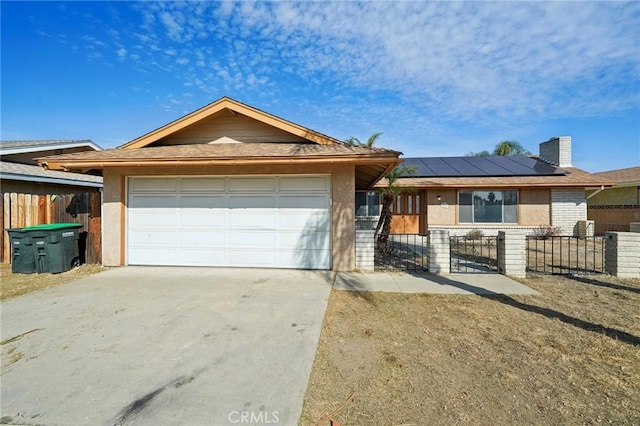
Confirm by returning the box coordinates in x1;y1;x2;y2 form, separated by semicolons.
428;230;450;275
498;231;527;278
355;230;375;272
604;232;640;278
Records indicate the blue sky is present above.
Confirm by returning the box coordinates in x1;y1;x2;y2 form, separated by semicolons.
2;1;639;172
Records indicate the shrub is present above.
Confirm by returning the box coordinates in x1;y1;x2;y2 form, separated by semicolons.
531;225;562;239
465;229;484;240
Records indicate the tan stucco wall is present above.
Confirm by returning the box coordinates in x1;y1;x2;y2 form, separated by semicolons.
426;189;457;225
102;170;124;267
100;164;356;270
331;165;355;271
587;186;639;205
519;188;550;225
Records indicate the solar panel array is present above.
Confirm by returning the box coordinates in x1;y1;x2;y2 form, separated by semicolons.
399;155;565;177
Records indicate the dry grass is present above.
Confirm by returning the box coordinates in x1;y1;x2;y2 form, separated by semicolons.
301;274;640;425
0;263;105;301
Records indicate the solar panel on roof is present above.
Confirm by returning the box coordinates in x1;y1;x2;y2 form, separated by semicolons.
400;155;567;177
441;157;489;176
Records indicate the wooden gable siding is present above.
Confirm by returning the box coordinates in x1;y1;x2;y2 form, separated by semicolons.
154;110;309;146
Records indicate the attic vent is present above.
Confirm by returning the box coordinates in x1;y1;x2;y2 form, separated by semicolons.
207;137;242;144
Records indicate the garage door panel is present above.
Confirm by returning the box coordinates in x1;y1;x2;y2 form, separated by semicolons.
228;213;277;228
130;195;177;209
228;231;276;248
278;250;331;269
278;211;330;229
228;177;276;191
129;248;176;265
179;195;226;209
228;195;276;209
179;177;225;192
178;211;226;226
228;249;277;266
279;176;329;191
128;214;176;228
178;230;226;247
129;229;176;246
177;212;226;227
128;176;331;269
130;178;177;192
177;249;226;265
278;231;331;250
279;195;329;209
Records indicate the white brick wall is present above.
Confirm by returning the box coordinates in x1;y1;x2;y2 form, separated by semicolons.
605;232;640;278
428;230;450;275
497;231;527;278
355;230;375;271
551;188;586;235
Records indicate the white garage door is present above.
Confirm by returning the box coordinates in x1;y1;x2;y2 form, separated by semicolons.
127;176;332;269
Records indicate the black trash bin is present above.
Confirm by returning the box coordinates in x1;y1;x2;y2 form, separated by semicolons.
6;229;37;274
23;223;83;274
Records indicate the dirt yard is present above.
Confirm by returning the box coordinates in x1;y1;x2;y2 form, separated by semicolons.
300;274;640;425
0;263;105;301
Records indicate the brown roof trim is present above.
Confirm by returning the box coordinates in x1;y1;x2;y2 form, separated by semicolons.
44;156;402;172
119;97;343;149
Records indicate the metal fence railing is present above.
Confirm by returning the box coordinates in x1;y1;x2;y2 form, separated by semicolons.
374;234;429;271
526;235;605;275
450;236;499;273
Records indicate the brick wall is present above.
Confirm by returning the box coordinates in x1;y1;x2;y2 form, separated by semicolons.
551;188;586;235
355;230;375;271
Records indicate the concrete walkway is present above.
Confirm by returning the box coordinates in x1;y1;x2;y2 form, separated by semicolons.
334;271;539;295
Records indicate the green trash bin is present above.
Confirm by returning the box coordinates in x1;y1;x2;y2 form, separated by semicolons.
6;229;37;274
22;223;83;274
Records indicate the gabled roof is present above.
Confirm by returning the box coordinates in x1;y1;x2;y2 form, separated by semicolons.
0;140;102;155
0;161;103;187
119;96;343;149
592;166;640;186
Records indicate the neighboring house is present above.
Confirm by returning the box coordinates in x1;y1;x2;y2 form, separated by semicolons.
586;166;640;233
359;137;614;236
39;97;401;271
0;140;103;194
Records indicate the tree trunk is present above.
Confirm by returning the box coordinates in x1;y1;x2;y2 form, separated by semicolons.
376;192;394;245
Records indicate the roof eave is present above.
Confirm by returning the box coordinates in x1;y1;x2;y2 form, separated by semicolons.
40;155;402;172
0;141;102;155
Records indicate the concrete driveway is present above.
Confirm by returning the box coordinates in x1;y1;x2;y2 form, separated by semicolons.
1;267;332;426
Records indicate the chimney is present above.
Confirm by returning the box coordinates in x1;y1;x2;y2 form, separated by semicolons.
539;136;572;167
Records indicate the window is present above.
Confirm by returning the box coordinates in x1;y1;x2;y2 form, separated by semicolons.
458;190;518;224
355;191;381;216
389;193;420;215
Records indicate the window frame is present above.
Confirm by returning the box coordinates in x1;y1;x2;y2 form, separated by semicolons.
457;189;519;224
355;190;381;217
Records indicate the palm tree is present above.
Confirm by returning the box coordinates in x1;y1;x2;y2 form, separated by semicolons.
374;165;416;245
344;132;382;147
467;141;530;156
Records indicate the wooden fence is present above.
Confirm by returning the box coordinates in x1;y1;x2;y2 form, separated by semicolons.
1;192;101;264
